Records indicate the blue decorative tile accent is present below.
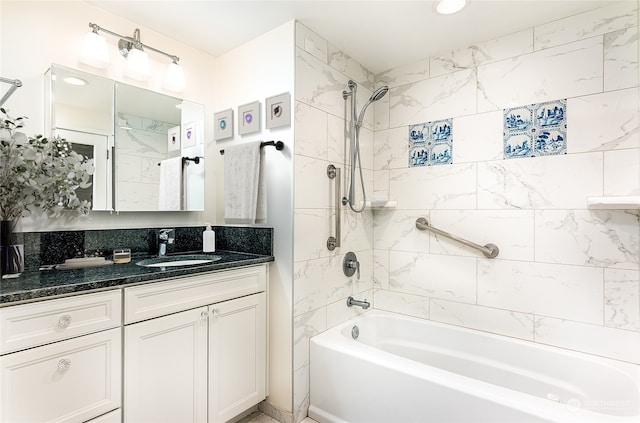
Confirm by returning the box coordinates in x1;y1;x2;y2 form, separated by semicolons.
408;118;453;167
504;99;566;159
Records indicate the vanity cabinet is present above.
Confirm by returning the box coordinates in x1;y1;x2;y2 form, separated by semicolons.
123;265;267;423
0;290;122;423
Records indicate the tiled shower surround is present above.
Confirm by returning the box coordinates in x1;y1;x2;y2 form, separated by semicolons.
293;2;639;422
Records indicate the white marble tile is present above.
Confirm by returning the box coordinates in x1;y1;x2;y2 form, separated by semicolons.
115;182;158;210
295;48;348;118
293;365;310;423
535;316;640;364
534;2;637;51
477;37;603;112
429;210;535;261
373;169;390;199
390;163;477;209
373;126;409;171
373;92;390;131
453;111;503;164
339;208;373;253
140;157;160;184
115;154;142;183
327;42;374;90
293;255;350;316
373;209;431;252
604;148;640;196
294;155;331;209
388;251;477;303
373;249;389;290
374;290;429;319
477;153;603;209
294;209;329;262
534;209;640;270
376;58;429;89
293;307;327;371
430;299;535;341
430;29;534;77
568;88;639;153
389;68;477;127
295;22;327;63
604;26;640;91
295;101;328;160
478;260;604;325
604;268;640;331
355;125;374;170
327;113;347;166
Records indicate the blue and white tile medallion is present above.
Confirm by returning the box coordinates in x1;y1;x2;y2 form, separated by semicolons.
504;99;567;159
409;118;453;167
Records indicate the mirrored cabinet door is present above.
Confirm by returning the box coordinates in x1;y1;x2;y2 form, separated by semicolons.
45;64;205;212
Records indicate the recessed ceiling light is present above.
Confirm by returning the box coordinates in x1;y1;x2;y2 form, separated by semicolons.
63;76;88;86
435;0;468;15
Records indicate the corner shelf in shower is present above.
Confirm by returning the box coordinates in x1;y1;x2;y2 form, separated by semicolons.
587;196;640;209
361;198;398;210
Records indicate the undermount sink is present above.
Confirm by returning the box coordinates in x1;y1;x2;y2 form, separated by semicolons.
136;254;222;268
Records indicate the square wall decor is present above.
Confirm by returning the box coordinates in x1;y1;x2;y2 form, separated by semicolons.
182;121;197;148
504;99;567;159
266;92;291;129
214;109;233;141
167;125;180;151
408;118;453;167
238;101;260;135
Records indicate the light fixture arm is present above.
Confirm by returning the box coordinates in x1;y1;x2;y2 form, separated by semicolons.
0;77;23;107
88;23;180;64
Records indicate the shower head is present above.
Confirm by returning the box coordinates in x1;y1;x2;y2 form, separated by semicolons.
370;85;389;102
356;85;389;127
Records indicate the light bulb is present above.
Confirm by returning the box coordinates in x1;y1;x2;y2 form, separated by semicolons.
163;62;186;92
124;48;150;81
80;31;109;69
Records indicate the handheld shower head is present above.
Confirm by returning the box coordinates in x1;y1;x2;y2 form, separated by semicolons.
356;85;389;127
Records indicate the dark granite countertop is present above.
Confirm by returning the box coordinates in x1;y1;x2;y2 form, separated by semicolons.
0;250;274;306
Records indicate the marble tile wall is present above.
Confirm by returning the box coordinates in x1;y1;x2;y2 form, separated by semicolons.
374;1;640;365
292;22;376;423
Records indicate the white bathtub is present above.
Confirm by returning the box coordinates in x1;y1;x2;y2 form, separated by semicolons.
309;310;640;423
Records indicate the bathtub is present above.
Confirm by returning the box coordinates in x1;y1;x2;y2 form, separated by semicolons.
309;310;640;423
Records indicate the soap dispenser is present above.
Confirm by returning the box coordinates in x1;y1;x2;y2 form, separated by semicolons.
203;224;215;252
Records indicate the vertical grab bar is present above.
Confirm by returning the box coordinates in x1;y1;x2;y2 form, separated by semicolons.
327;164;341;250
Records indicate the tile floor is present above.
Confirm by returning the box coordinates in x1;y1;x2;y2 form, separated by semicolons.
237;411;317;423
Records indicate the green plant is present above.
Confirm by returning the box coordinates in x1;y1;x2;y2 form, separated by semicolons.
0;107;93;221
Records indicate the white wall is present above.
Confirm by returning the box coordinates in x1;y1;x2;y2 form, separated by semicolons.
0;0;217;230
373;1;640;365
215;21;296;418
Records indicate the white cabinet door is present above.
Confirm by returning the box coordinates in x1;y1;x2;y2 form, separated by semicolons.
208;293;266;423
124;307;208;423
0;328;121;423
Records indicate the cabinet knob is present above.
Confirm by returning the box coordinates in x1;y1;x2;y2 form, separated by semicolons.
201;310;209;319
211;309;220;318
57;358;71;373
57;314;72;329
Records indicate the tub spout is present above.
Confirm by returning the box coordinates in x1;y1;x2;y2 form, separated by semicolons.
347;296;370;310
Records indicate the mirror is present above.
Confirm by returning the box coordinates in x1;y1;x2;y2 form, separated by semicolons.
45;64;205;212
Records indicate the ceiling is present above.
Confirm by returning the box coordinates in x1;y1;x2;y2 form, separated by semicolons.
88;0;616;74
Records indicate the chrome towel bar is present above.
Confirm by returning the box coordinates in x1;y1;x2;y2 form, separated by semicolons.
415;217;499;259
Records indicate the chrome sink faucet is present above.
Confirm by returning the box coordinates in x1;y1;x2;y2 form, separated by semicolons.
158;228;175;257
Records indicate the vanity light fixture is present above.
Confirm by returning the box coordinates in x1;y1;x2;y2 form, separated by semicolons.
434;0;468;15
80;23;186;91
62;76;88;86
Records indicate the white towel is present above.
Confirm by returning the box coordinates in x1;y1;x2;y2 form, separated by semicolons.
158;157;183;210
224;141;266;224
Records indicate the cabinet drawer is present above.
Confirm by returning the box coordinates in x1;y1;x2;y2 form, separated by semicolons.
87;409;121;423
124;265;267;324
0;290;122;354
0;327;121;423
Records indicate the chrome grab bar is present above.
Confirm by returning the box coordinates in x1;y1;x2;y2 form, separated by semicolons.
415;217;499;259
327;165;341;250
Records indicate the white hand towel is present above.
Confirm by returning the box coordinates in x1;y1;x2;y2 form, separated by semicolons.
224;141;266;224
158;156;183;210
